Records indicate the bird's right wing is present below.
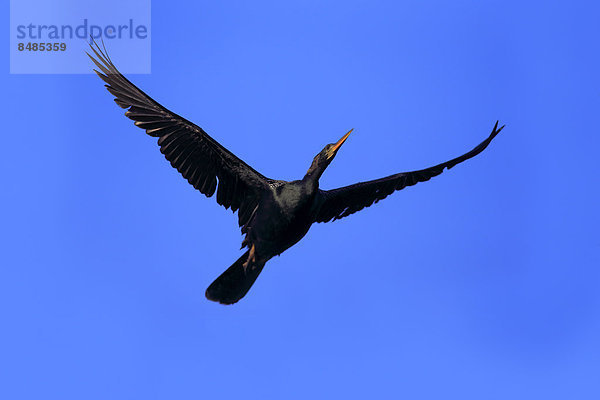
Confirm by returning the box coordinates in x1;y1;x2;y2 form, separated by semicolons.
87;39;273;230
314;122;504;223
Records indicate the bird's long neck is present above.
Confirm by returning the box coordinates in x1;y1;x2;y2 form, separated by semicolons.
302;163;326;190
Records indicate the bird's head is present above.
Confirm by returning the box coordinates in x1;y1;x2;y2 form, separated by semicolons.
305;129;353;181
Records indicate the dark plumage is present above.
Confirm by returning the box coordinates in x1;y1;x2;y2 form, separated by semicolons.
88;40;504;304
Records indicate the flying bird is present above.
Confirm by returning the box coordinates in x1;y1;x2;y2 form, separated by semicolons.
88;40;504;305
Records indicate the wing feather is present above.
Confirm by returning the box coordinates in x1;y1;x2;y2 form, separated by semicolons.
314;122;504;223
88;39;271;229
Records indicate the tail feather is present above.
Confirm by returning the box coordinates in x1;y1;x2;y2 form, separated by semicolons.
205;251;266;305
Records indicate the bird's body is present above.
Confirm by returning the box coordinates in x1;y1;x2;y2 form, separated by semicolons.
249;179;318;258
88;40;504;304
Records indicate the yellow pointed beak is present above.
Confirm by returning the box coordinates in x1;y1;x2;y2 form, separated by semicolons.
328;129;353;158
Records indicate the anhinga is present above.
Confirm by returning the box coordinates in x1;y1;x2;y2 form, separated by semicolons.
88;40;504;305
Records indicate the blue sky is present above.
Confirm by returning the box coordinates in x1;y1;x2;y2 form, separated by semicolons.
2;1;599;399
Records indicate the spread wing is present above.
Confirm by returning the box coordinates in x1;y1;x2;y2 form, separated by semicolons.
87;39;273;231
314;122;504;223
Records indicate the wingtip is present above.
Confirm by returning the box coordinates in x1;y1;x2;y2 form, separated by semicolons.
87;34;97;49
491;120;505;136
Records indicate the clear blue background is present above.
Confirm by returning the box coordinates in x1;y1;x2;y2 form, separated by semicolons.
1;1;599;399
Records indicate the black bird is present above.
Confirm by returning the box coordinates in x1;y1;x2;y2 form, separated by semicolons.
88;40;504;305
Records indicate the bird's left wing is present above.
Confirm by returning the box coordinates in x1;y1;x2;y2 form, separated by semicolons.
87;40;273;230
314;122;504;223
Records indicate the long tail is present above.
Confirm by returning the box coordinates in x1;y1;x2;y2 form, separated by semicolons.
205;251;266;305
